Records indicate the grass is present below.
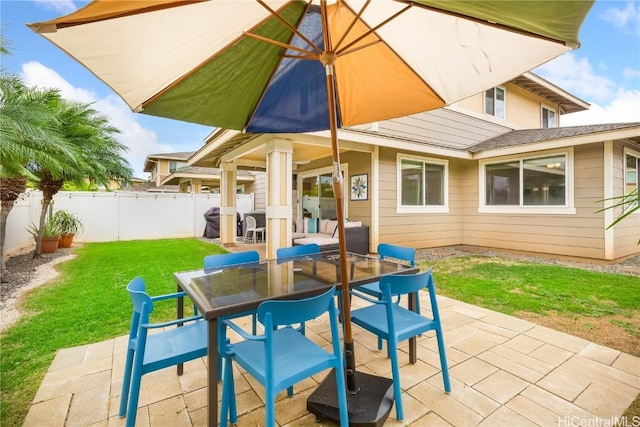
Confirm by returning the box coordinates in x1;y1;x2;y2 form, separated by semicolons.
426;256;639;319
0;238;226;427
2;241;639;426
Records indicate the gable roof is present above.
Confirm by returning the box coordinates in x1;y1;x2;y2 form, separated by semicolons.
143;151;195;172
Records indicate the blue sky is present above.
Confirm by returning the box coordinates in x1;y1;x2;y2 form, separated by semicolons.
2;0;639;178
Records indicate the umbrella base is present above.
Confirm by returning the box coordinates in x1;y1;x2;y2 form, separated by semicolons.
307;370;394;427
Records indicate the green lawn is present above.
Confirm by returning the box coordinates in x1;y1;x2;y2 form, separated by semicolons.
427;256;639;317
0;238;226;427
1;240;638;426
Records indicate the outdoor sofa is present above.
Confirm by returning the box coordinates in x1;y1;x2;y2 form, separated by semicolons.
292;218;370;255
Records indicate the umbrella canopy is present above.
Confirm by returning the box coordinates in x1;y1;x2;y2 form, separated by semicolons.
29;0;592;133
29;1;593;424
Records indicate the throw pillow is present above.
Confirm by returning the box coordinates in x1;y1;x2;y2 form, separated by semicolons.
304;217;318;233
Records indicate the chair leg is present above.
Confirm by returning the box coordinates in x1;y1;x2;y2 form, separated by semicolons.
388;339;404;421
435;327;451;393
125;354;146;427
265;387;275;427
220;356;237;427
118;348;135;417
334;367;349;426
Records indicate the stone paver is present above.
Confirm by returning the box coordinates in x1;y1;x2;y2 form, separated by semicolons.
23;293;639;427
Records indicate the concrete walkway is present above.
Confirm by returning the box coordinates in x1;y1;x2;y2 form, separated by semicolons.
24;289;639;426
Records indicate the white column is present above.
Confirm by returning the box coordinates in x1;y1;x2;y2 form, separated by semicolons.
265;138;293;259
603;140;614;260
220;163;238;246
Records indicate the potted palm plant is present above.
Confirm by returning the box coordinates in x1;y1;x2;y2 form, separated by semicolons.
27;220;62;253
51;209;83;248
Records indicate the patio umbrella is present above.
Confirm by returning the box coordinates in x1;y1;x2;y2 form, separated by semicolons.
29;1;593;424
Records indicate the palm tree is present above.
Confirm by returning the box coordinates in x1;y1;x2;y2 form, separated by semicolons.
29;98;133;255
0;74;71;278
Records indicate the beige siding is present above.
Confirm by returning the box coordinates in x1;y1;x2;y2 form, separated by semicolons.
290;140;638;261
244;172;266;211
342;151;371;224
378;147;462;249
612;141;640;259
462;144;608;259
455;83;558;129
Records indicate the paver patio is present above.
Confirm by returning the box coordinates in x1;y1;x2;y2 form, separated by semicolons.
24;287;639;427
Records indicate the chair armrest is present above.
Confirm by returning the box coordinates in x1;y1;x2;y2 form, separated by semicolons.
222;319;266;342
142;314;203;329
151;291;187;301
350;289;383;304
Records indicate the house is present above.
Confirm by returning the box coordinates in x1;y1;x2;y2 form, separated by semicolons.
186;72;640;261
143;151;263;195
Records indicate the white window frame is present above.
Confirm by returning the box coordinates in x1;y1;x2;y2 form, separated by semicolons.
479;148;575;214
396;153;449;214
624;147;640;211
541;104;557;128
484;86;506;119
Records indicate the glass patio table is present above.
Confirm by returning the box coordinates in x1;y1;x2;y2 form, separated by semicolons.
173;250;418;427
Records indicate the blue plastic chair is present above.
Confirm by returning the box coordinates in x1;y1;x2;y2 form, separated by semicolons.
203;250;260;380
275;244;321;334
119;277;208;427
353;243;418;349
276;243;320;259
351;270;451;421
219;286;349;427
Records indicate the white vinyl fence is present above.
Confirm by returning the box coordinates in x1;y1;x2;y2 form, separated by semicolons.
5;191;255;255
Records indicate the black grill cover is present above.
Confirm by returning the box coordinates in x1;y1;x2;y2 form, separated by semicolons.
203;207;243;238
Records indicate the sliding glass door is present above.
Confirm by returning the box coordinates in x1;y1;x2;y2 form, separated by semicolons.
301;173;338;219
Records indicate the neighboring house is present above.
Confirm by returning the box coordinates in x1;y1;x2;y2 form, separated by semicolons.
187;72;640;261
143;151;261;194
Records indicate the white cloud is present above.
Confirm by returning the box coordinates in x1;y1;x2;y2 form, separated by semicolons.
536;53;614;103
560;88;640;126
20;61;172;178
536;51;639;127
623;67;640;80
32;0;78;14
600;1;640;36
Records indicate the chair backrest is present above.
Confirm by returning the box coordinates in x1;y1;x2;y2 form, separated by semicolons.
378;269;433;300
276;243;321;260
245;215;257;230
127;277;154;317
257;286;336;328
378;243;416;267
203;250;260;269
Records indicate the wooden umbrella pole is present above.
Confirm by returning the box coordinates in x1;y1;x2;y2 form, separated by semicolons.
324;59;359;393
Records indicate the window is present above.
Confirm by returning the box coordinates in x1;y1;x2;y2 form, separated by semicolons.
484;86;505;119
398;156;447;212
542;105;556;128
626;151;639;207
484;154;567;207
169;161;188;173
